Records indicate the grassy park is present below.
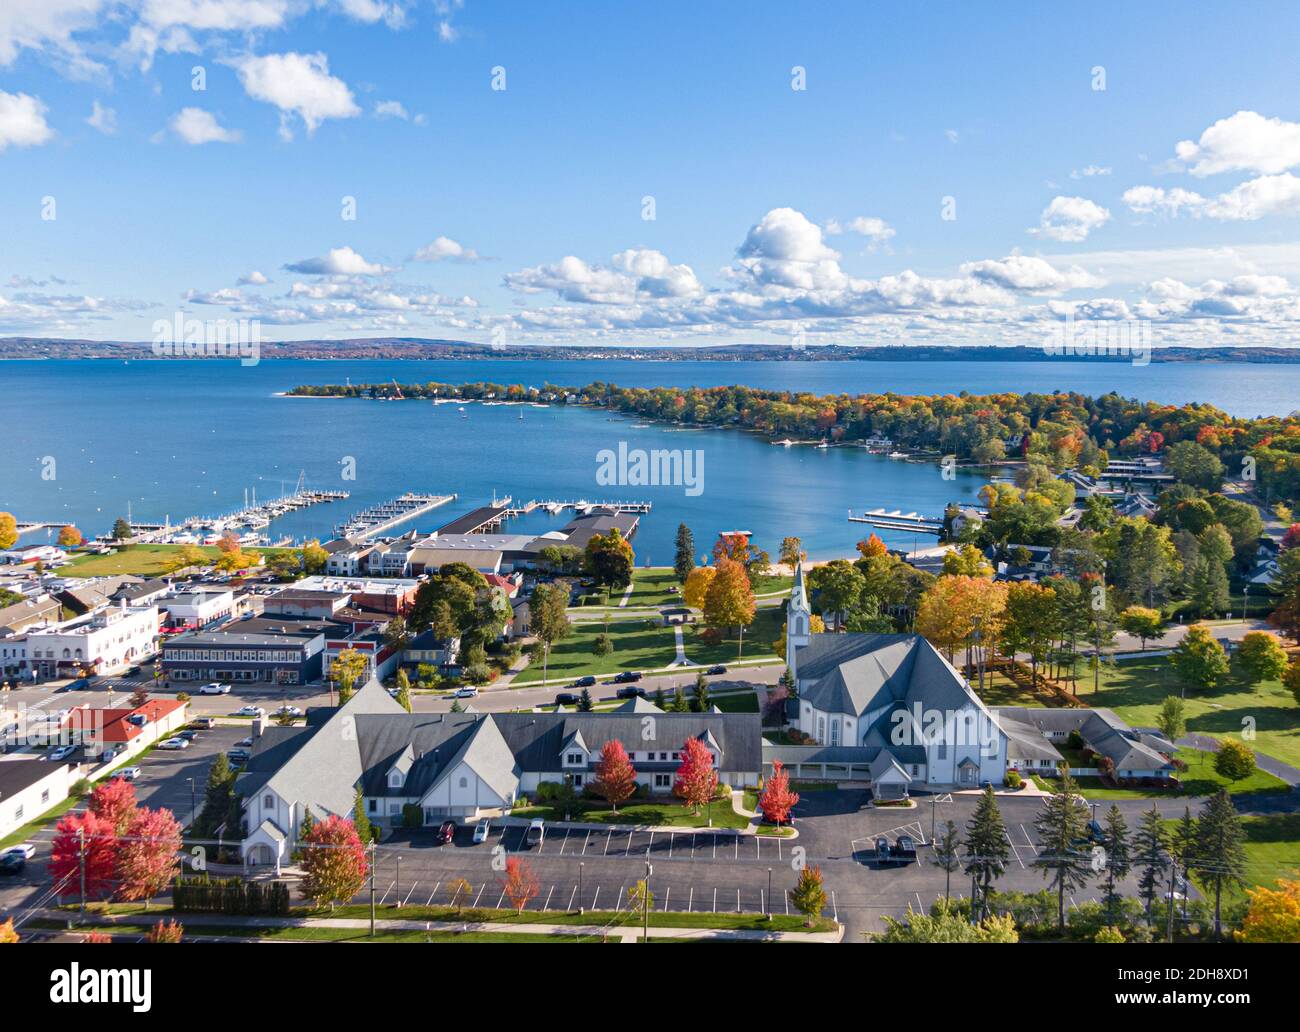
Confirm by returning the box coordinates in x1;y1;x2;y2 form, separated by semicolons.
55;543;228;578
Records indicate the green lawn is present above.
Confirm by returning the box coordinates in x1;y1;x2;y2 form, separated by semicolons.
56;544;225;578
1063;747;1289;800
626;567;684;608
1088;657;1300;770
513;796;749;829
514;618;678;684
1238;814;1300;892
705;691;760;713
683;607;782;666
28;919;608;943
753;573;794;596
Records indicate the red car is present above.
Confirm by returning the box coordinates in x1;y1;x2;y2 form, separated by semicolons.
435;820;456;845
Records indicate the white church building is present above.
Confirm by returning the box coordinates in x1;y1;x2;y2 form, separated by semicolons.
779;565;1038;798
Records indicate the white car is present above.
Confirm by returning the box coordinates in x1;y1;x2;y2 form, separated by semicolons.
114;766;142;781
3;844;36;860
158;737;189;750
48;744;76;761
199;682;232;695
472;820;491;844
454;687;478;698
276;705;304;717
235;705;265;717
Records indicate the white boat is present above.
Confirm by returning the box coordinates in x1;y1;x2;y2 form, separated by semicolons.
888;450;909;460
816;442;830;450
773;438;795;447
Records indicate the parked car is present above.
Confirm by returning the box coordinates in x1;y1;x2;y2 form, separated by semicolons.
235;705;264;717
48;744;76;761
705;665;727;676
226;748;251;764
554;692;579;705
158;737;189;750
0;853;25;876
874;836;891;865
453;687;478;698
64;677;93;692
570;676;596;688
615;686;645;699
198;682;231;695
276;705;304;717
891;835;918;865
193;717;217;729
472;820;491;844
177;729;199;741
435;820;457;845
523;819;545;848
612;671;643;683
3;844;36;861
114;766;142;781
236;736;254;748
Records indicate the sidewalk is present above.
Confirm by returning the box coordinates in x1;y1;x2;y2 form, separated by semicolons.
39;909;842;943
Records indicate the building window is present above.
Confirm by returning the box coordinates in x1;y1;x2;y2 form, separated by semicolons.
458;777;468;788
654;774;671;788
263;794;273;809
566;752;583;765
367;799;376;813
41;789;50;804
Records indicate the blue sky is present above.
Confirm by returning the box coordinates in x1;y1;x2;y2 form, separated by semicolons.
3;1;1300;346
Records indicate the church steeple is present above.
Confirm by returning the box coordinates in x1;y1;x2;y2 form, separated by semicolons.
786;561;812;681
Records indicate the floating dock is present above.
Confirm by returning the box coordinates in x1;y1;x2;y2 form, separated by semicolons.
535;499;652;514
848;508;945;535
336;493;456;540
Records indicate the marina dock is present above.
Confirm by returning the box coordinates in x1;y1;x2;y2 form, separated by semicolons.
336;493;456;540
848;508;945;535
535;499;652;515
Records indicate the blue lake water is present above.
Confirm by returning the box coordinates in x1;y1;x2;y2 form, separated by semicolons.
3;357;1298;561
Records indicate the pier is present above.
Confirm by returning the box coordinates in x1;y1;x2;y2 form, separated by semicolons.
848;508;945;535
336;493;456;540
535;499;653;515
434;502;514;536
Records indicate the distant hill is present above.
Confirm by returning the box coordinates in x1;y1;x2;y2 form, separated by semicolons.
3;336;1300;363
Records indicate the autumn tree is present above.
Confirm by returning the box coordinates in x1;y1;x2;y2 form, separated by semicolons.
584;528;635;589
1119;605;1163;651
1236;631;1289;684
145;919;184;943
591;739;638;813
501;856;540;912
702;557;755;654
394;668;413;712
942;543;993;578
780;535;807;568
789;865;826;926
673;736;718;813
1213;739;1257;781
758;760;800;826
300;815;369;911
0;512;17;551
0;918;18;943
57;525;83;548
1169;624;1230;692
915;575;1007;671
88;777;138;834
1236;877;1300;943
855;533;887;559
682;565;716;609
49;811;118;900
329;647;368;704
1001;581;1060;688
299;539;329;575
117;806;183;906
529;581;572;684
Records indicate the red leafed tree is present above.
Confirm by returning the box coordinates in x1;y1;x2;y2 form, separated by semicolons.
501;856;540;913
1283;524;1300;550
673;737;718;813
759;760;800;826
88;777;138;834
48;811;118;900
116;807;182;906
145;919;184;943
591;740;638;813
300;815;368;911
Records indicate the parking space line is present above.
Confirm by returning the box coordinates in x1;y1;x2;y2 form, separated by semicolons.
625;830;633;853
688;886;694;912
831;890;838;923
733;838;739;860
581;831;591;855
543;884;555;909
591;887;600;909
662;886;670;910
1005;831;1025;869
646;831;654;854
427;881;440;907
494;889;506;909
473;882;486;907
667;833;674;858
567;885;577;911
402;881;419;906
378;880;395;904
1018;824;1039;855
915;892;924;910
712;887;717;912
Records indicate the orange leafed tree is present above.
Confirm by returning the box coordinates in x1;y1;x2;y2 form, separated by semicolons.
145;919;184;943
1236;877;1300;943
914;575;1007;664
759;760;800;825
88;776;138;835
117;806;183;905
592;739;638;813
501;856;540;912
857;533;888;559
682;565;716;609
57;525;82;548
673;737;718;813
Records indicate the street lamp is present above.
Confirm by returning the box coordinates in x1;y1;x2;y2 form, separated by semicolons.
186;777;196;828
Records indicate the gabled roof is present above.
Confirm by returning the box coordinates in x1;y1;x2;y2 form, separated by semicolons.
611;696;663;714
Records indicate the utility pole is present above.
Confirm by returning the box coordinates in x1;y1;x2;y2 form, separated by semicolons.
643;860;653;943
766;867;773;919
77;826;86;914
395;854;401;909
1165;855;1176;944
369;841;377;938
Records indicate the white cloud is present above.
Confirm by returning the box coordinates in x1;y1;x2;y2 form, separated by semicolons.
413;235;480;262
373;99;409;120
960;254;1102;293
232;51;360;137
1029;195;1111;242
1124;174;1300;222
170;106;240;144
334;0;408;27
734;207;847;291
1175;110;1300;176
0;90;54;150
1070;165;1111;178
944;128;959;144
824;215;895;244
86;99;116;134
0;0;106;70
237;270;269;285
1122;184;1206;217
284;245;391;276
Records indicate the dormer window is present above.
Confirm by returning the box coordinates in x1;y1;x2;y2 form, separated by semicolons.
389;772;404;788
566;752;584;766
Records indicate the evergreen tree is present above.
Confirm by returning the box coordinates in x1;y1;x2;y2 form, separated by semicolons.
1133;804;1169;922
352;787;373;845
653;687;666;709
673;523;695;585
932;819;961;902
1194;789;1248;939
112;517;132;540
1032;770;1091;933
394;668;412;713
962;786;1010;920
578;688;593;712
671;686;689;713
197;753;234;837
1101;804;1131;924
693;671;710;712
